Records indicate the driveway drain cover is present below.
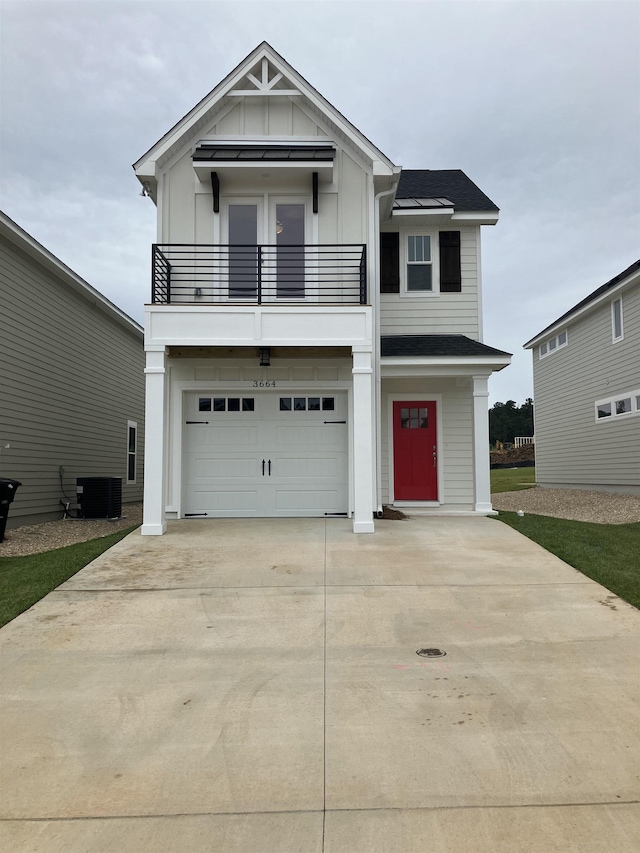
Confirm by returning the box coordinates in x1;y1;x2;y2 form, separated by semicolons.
416;648;446;658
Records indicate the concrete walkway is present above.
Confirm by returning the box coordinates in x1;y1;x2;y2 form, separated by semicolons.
1;517;638;851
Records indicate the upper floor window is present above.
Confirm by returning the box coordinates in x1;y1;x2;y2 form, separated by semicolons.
379;230;461;295
539;329;568;358
612;297;624;342
407;235;432;291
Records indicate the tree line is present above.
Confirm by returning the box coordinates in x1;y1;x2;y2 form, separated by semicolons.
489;399;534;445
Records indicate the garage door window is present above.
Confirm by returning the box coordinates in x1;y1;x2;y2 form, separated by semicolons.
199;397;255;412
280;396;335;412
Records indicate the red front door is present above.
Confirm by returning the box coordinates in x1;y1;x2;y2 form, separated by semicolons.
393;401;438;501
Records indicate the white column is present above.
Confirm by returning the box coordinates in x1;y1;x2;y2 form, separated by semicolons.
141;347;168;535
352;348;375;533
472;375;492;513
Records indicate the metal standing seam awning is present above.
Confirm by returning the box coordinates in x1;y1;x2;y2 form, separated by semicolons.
192;145;337;212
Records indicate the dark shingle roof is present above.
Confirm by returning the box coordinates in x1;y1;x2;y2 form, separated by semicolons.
527;259;640;343
381;335;511;358
396;170;499;212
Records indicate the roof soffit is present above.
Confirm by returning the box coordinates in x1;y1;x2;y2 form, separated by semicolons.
135;43;396;177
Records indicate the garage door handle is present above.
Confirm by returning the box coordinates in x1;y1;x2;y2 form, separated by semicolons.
186;421;209;424
324;420;346;424
262;459;265;476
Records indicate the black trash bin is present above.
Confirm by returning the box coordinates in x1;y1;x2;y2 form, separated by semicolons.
0;478;22;543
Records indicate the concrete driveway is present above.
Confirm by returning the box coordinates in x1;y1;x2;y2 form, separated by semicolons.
1;517;638;852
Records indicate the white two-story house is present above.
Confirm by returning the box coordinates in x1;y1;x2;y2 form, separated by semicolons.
134;43;510;535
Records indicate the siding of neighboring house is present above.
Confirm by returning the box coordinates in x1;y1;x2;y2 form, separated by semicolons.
381;378;474;508
0;234;145;527
380;226;480;338
532;283;640;493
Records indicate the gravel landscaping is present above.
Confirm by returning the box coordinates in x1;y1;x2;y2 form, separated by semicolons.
0;503;143;557
492;487;640;525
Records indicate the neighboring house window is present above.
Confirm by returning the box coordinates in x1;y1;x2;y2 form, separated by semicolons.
595;389;640;421
127;421;137;484
379;230;461;295
612;298;624;342
539;330;568;358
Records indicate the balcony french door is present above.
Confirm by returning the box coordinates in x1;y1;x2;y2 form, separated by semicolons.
226;198;307;301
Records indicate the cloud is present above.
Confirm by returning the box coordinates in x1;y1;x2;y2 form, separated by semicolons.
1;0;638;405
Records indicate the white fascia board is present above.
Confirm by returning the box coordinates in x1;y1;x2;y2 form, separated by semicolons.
0;212;143;339
392;207;456;218
523;273;639;349
381;355;511;377
451;212;499;225
135;163;157;180
133;42;396;177
373;160;396;177
192;159;333;179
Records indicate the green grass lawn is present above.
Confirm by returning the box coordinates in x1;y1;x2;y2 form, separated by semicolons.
494;512;640;609
0;526;137;628
490;466;536;493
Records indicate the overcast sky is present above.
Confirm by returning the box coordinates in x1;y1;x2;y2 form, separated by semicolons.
1;0;638;405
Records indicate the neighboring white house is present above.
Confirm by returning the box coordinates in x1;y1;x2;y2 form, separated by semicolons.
0;212;145;527
524;259;640;495
134;42;511;535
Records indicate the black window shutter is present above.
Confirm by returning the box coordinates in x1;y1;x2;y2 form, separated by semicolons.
439;231;461;292
380;232;400;293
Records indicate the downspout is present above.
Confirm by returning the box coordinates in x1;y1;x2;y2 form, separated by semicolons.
373;180;400;516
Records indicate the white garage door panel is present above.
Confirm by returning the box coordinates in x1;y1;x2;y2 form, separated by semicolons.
275;455;346;479
275;425;341;446
190;488;260;513
275;489;344;511
189;458;259;479
191;427;259;448
183;392;348;517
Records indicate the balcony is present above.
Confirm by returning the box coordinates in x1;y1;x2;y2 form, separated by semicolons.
152;243;367;305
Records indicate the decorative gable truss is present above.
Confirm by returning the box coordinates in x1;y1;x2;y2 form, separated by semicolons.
229;56;300;96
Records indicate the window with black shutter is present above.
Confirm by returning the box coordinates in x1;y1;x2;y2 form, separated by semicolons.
380;232;400;293
439;231;461;292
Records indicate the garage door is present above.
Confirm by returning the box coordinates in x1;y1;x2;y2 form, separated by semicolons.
183;392;348;517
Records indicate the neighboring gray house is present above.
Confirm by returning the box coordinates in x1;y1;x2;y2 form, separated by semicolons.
0;212;145;527
524;260;640;494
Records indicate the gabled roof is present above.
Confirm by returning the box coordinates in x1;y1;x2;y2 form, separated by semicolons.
396;170;499;212
133;42;397;177
524;259;640;348
0;211;143;339
381;335;510;358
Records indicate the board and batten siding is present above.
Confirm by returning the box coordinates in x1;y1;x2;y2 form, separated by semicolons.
533;283;640;493
0;238;145;526
380;227;479;337
160;97;370;251
381;378;474;507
